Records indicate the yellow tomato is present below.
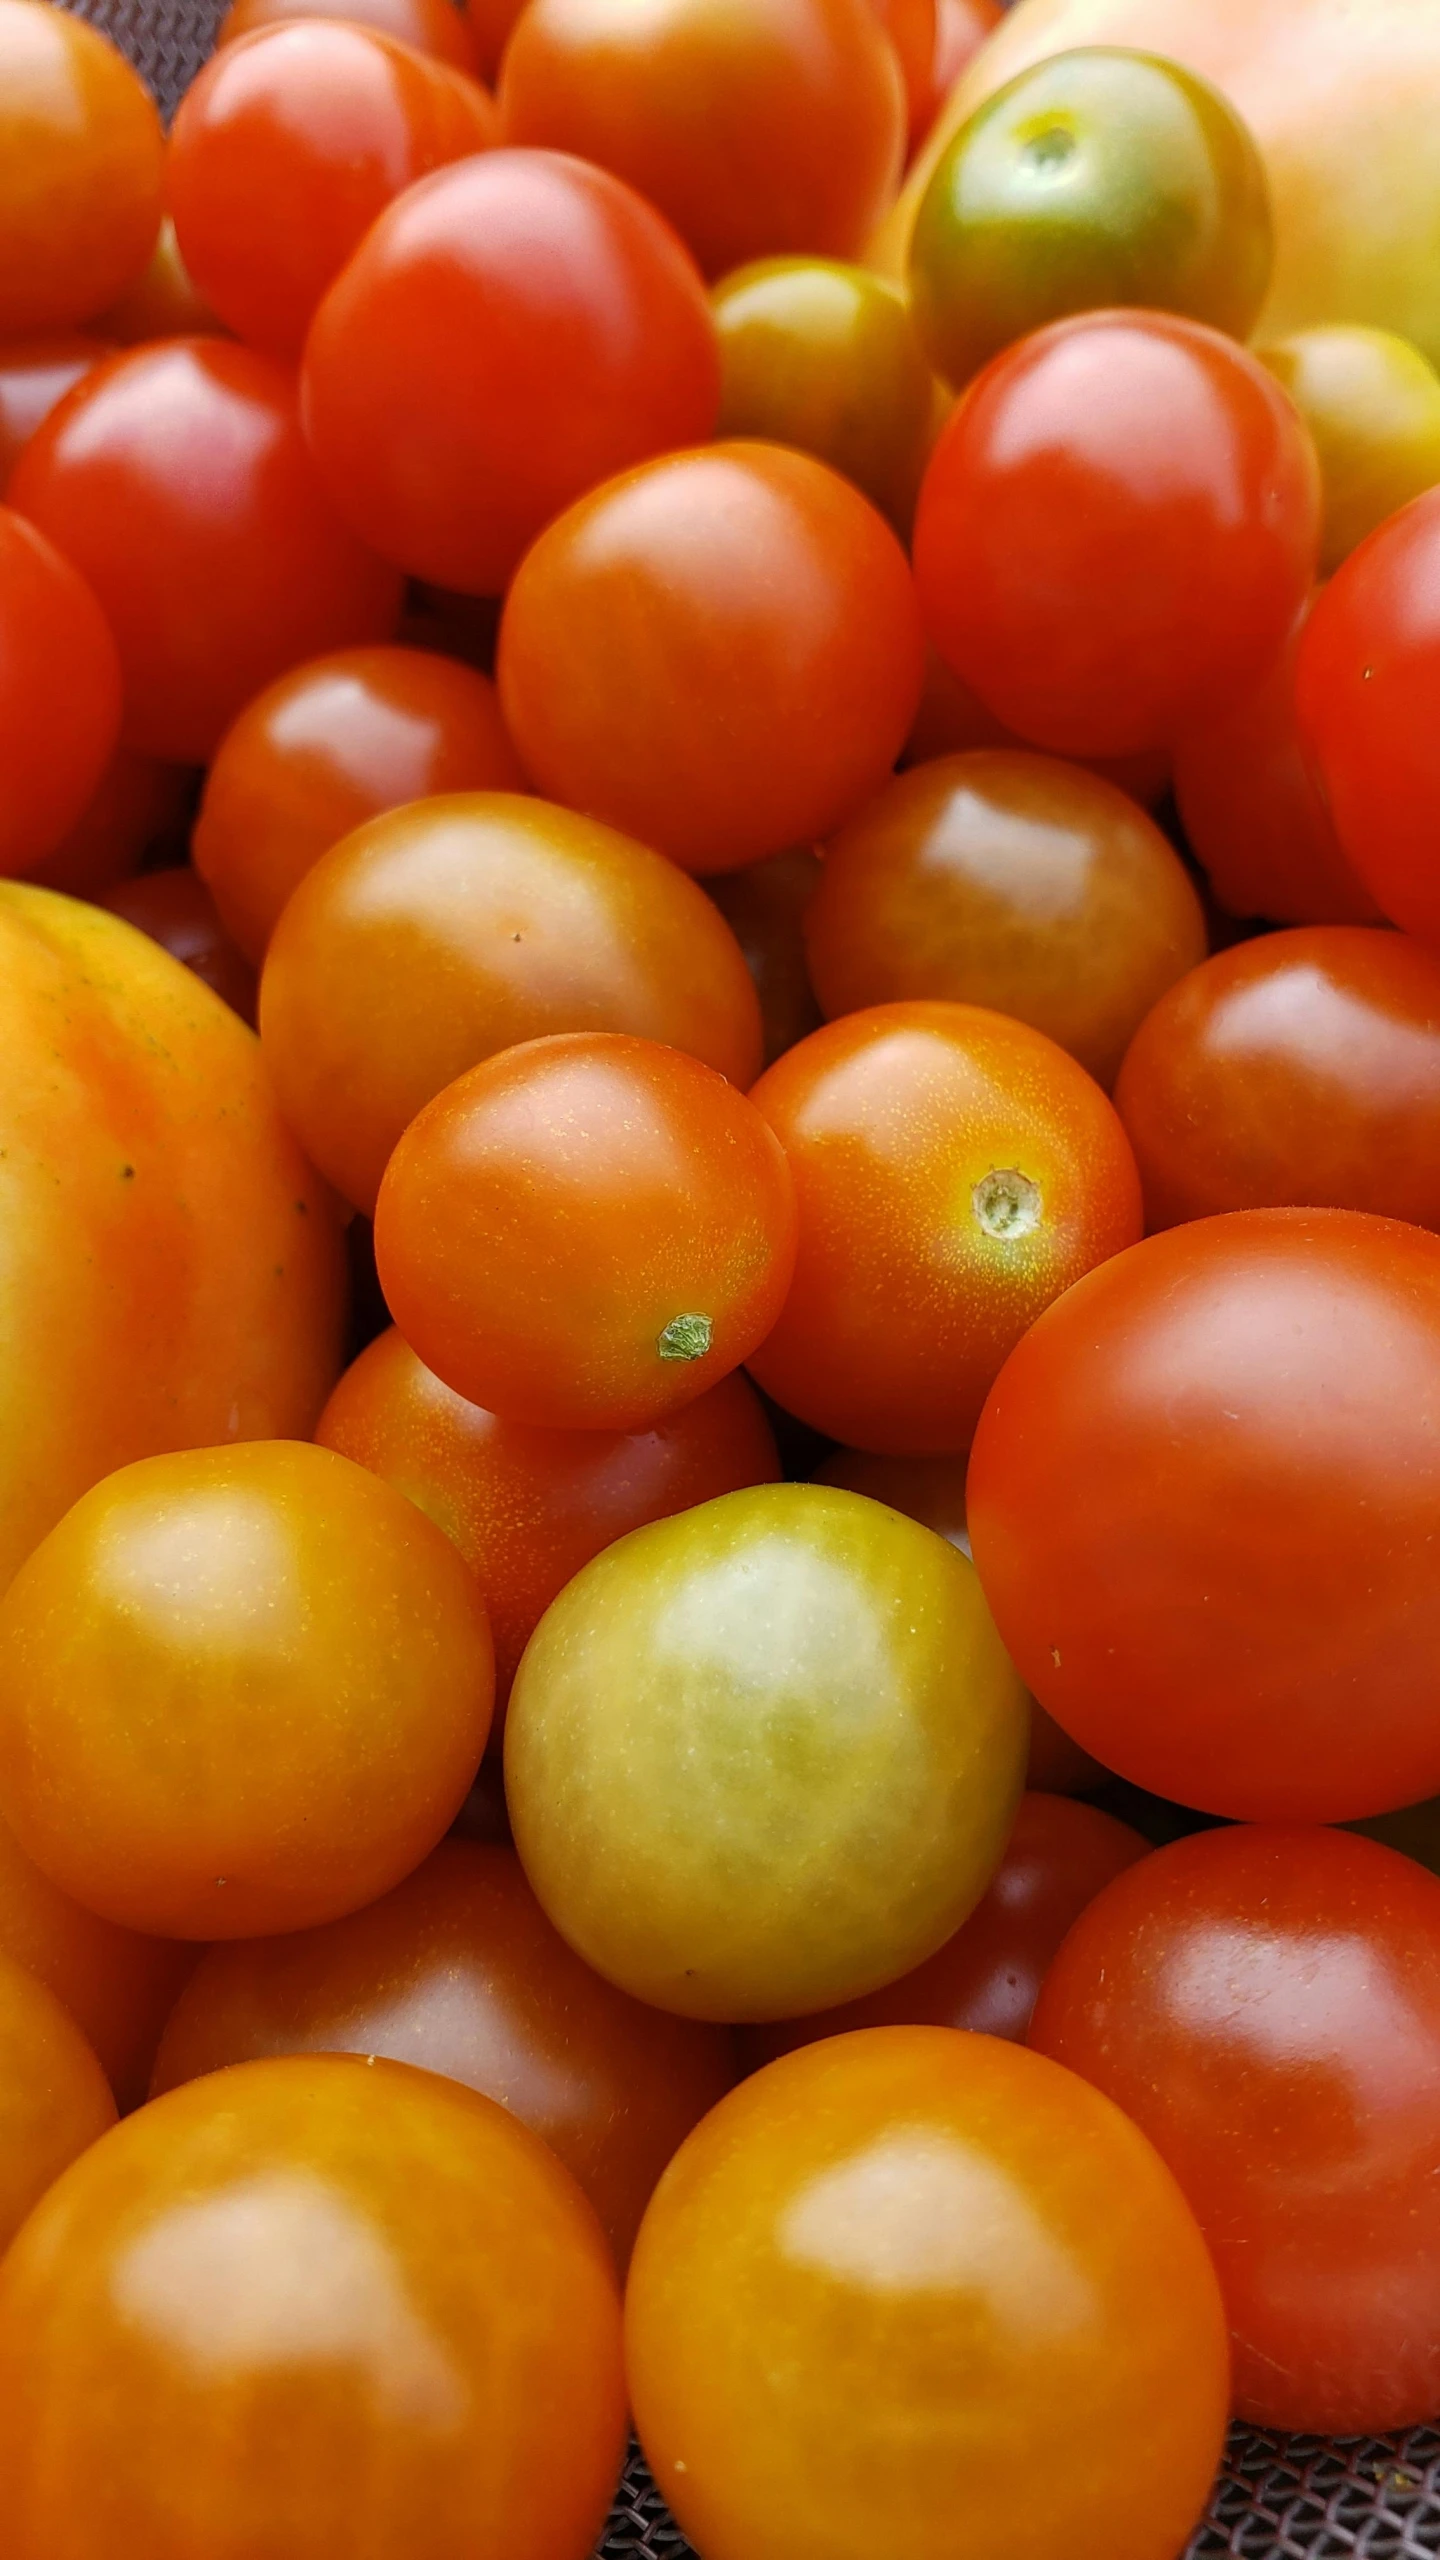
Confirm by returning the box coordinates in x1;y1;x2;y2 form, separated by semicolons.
1258;327;1440;573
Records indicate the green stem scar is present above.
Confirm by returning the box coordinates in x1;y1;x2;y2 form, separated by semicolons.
658;1313;713;1363
973;1168;1042;1241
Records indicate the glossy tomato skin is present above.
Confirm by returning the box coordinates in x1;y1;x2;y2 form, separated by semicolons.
627;2029;1229;2560
0;2055;627;2560
259;792;764;1214
23;748;191;901
101;869;257;1023
302;150;719;595
902;644;1171;803
1260;325;1440;574
914;311;1320;758
0;1443;494;1941
808;750;1205;1087
375;1033;797;1431
170;24;498;361
1032;1824;1440;2433
0;507;121;874
968;1207;1440;1821
1115;926;1440;1231
0;338;106;488
497;443;924;874
498;0;904;281
707;849;823;1067
316;1330;779;1707
747;1001;1142;1454
152;1839;736;2266
0;1952;114;2253
220;0;483;73
508;1483;1028;2021
10;340;402;765
0;1816;191;2111
0;1;164;334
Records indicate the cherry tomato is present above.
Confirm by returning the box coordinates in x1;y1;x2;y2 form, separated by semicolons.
1261;325;1440;574
10;341;402;766
0;337;105;488
375;1032;797;1431
627;2029;1229;2560
1115;926;1440;1231
903;644;1171;804
0;1442;494;1940
316;1330;779;1707
497;443;924;874
464;0;523;80
0;506;121;875
171;24;498;362
22;749;192;901
507;1483;1027;2018
302;150;719;595
498;0;905;281
259;793;765;1214
914;311;1321;757
102;869;257;1023
910;50;1271;392
193;644;523;963
0;1;163;335
747;1001;1142;1454
1031;1823;1440;2434
94;218;219;344
807;751;1206;1088
968;1207;1440;1822
0;2055;626;2560
869;0;936;142
0;1815;191;2111
153;1838;736;2265
220;0;484;72
0;1951;114;2253
707;850;823;1068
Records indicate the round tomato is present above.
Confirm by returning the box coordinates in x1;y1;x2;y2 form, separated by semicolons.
707;850;824;1068
1260;324;1440;573
0;506;121;874
219;0;483;73
0;1952;114;2253
0;338;104;488
0;1;163;335
102;869;257;1023
870;0;936;140
0;1816;191;2111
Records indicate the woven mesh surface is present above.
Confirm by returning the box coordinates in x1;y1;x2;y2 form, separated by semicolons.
48;0;1440;2550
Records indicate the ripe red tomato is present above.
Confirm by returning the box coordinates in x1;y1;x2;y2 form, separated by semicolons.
914;311;1321;756
21;749;190;901
375;1032;797;1431
497;443;924;873
0;338;105;488
0;1815;191;2111
301;150;720;595
968;1206;1440;1821
870;0;936;141
0;1951;114;2254
10;341;402;765
904;644;1172;805
0;1;164;334
464;0;524;80
0;506;121;874
747;1001;1142;1453
102;869;257;1024
1032;1823;1440;2434
219;0;483;74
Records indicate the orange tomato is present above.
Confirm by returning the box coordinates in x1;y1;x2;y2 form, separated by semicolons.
0;0;164;334
0;1815;191;2110
0;1951;114;2252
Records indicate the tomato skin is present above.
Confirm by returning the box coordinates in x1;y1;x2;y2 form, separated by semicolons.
316;1330;778;1709
0;506;121;875
747;1001;1142;1455
10;340;402;766
464;0;524;80
0;1816;191;2111
927;0;1002;117
220;0;483;72
259;792;765;1215
23;748;191;902
0;1;164;335
1260;325;1440;575
707;850;823;1068
968;1206;1440;1822
903;644;1171;803
870;0;936;141
0;1952;115;2254
302;150;720;596
914;311;1321;758
626;2028;1229;2560
0;338;106;489
101;869;257;1024
1032;1823;1440;2433
497;443;925;874
0;2055;627;2560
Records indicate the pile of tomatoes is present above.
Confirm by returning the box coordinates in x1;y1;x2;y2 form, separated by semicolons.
0;0;1439;2552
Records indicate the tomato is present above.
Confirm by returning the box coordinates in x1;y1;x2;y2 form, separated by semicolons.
375;1033;797;1431
1261;325;1440;575
869;0;935;142
152;1838;735;2266
807;751;1206;1088
0;1816;191;2111
1115;926;1440;1232
316;1330;779;1707
193;644;523;964
259;793;765;1214
0;506;121;875
497;444;924;874
0;1952;114;2253
914;312;1320;759
22;748;191;902
0;337;105;488
301;150;719;596
626;2029;1229;2560
171;25;498;362
903;645;1171;805
1031;1823;1440;2434
0;1;163;334
712;259;937;532
0;2055;626;2560
909;49;1271;392
968;1207;1440;1822
220;0;485;72
0;1442;494;1940
10;341;401;766
102;870;257;1024
498;0;905;281
707;850;823;1068
94;218;219;344
464;0;524;81
746;1002;1142;1454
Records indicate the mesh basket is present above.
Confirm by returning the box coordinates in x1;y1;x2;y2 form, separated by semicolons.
47;1;1440;2551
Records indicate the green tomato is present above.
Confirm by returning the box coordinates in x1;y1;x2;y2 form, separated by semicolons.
505;1482;1028;2022
908;46;1273;391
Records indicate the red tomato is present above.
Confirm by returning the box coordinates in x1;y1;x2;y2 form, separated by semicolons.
747;1001;1142;1453
1032;1823;1440;2434
869;0;936;141
170;24;498;361
464;0;524;80
10;341;401;765
301;150;720;595
102;869;257;1024
0;1815;191;2111
0;338;105;488
0;507;121;874
498;0;905;280
904;645;1172;805
968;1207;1440;1821
914;311;1320;756
0;1951;114;2254
219;0;484;73
21;749;191;902
0;1;164;334
375;1033;798;1431
497;443;924;874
